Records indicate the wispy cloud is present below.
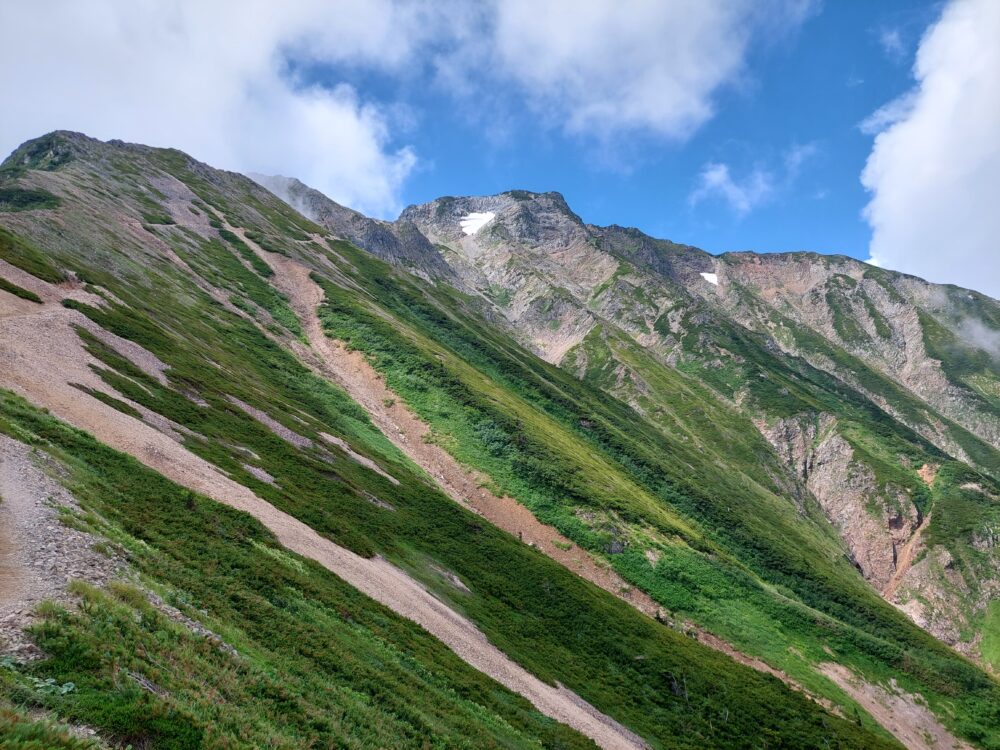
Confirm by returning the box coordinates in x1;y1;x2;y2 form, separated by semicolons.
858;91;918;135
784;142;819;179
690;141;819;218
878;27;907;63
689;163;774;218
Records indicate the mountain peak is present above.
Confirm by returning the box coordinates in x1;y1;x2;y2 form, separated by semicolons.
0;130;95;174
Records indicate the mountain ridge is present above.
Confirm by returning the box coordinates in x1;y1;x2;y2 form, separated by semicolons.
0;130;998;749
258;162;1000;661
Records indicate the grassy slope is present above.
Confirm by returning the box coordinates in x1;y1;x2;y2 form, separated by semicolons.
312;240;1000;747
0;392;592;750
0;136;897;748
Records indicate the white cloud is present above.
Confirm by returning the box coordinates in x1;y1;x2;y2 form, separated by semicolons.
878;28;906;64
440;0;816;140
689;163;774;218
0;0;816;216
784;142;819;179
0;0;429;217
690;141;817;217
861;0;1000;299
858;91;918;135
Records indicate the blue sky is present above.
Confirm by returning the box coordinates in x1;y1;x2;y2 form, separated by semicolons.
2;0;998;294
291;1;939;259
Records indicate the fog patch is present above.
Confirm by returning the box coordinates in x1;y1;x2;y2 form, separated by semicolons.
249;173;319;223
957;316;1000;358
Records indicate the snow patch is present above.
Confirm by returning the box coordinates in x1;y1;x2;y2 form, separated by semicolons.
699;272;719;286
460;212;495;235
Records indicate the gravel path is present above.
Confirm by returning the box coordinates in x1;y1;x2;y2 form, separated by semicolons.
0;280;646;750
0;435;121;659
819;663;971;750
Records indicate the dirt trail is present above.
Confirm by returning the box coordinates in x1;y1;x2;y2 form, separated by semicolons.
247;237;834;704
0;435;121;658
818;663;971;750
883;513;931;600
260;247;664;616
0;453;26;616
0;284;645;750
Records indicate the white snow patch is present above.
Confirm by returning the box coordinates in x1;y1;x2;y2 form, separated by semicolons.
699;272;719;286
460;212;495;235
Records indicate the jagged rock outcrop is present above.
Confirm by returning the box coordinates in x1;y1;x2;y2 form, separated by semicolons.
249;174;454;280
715;252;1000;454
758;413;921;591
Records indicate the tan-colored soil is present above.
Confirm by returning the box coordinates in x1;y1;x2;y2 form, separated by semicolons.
0;280;645;749
261;247;663;615
243;236;838;710
917;463;938;487
818;663;972;750
883;513;932;600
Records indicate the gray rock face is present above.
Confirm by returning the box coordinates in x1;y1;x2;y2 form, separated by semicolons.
713;251;1000;453
250;174;454;281
758;413;921;591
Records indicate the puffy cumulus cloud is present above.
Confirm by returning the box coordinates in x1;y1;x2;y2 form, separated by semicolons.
0;0;433;217
861;0;1000;299
0;1;815;215
456;0;816;140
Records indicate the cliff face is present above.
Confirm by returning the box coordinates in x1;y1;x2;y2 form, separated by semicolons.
758;413;922;592
713;251;1000;454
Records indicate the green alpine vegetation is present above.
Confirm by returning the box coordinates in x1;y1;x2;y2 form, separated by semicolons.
0;130;997;750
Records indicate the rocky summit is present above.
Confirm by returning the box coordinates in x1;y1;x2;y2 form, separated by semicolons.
1;131;998;750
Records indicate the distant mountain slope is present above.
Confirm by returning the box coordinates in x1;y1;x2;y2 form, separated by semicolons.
295;182;1000;667
0;131;997;749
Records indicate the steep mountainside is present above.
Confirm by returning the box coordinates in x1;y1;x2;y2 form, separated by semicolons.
0;132;998;750
296;185;1000;668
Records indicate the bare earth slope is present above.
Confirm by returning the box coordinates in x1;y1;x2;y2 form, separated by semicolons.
0;276;643;750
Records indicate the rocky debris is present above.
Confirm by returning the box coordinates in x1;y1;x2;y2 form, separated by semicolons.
320;432;399;485
430;564;471;593
759;412;999;661
134;402;200;443
917;462;938;486
128;670;168;698
0;435;125;660
226;395;313;449
84;322;169;386
142;591;239;659
891;541;1000;660
361;492;395;511
241;462;276;485
818;662;973;750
